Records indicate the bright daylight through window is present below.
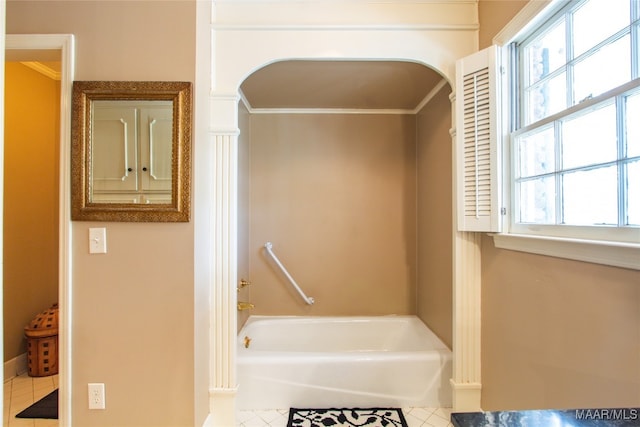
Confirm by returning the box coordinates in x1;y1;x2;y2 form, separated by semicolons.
511;0;640;244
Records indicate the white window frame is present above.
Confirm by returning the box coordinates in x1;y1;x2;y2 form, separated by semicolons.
491;0;640;270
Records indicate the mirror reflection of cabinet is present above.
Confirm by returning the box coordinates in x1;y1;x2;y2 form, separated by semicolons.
71;80;191;222
91;100;173;204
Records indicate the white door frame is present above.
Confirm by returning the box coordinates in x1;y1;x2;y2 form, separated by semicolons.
4;34;75;426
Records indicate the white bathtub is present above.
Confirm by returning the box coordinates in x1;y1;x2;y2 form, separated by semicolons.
236;315;452;410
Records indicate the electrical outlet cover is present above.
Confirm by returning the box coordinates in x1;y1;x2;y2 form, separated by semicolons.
88;383;106;409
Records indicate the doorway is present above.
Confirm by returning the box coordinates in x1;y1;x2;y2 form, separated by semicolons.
4;57;60;422
4;34;74;426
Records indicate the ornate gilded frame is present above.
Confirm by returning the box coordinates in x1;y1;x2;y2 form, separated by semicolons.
71;81;192;222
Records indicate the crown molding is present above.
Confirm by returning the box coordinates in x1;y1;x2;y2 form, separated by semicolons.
238;77;449;115
20;61;60;80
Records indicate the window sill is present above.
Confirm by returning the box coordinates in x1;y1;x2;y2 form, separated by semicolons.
490;233;640;271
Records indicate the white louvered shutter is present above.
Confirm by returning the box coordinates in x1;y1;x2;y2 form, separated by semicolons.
455;45;501;232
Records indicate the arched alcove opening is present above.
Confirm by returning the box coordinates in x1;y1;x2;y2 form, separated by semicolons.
233;58;454;409
237;58;451;312
201;4;483;423
239;60;446;110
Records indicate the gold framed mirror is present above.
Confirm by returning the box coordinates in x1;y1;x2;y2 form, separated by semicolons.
71;81;191;222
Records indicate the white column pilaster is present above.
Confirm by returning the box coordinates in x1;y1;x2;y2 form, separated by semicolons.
208;94;240;426
449;91;482;412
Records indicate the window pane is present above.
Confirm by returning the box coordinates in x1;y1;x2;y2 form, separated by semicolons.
573;0;629;57
518;177;556;223
562;166;617;225
627;90;640;157
573;35;631;103
525;20;566;85
517;125;555;178
526;72;567;124
628;160;639;226
562;102;617;169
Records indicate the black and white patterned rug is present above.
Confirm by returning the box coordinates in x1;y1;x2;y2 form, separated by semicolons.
287;408;408;427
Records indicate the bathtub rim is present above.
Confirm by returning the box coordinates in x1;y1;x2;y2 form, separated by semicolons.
237;314;452;354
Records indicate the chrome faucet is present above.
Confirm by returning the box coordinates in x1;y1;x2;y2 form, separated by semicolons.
237;301;255;311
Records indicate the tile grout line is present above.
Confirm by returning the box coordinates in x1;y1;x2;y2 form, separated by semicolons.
5;372;59;427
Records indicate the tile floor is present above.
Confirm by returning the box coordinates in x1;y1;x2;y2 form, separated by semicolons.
4;372;453;427
238;407;454;427
4;372;58;427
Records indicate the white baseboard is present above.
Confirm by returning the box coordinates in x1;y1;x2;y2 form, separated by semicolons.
4;353;28;381
205;387;237;426
450;379;482;412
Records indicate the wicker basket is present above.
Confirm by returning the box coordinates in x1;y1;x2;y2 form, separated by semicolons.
24;304;59;377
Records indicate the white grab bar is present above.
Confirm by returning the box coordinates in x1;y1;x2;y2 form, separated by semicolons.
264;242;315;305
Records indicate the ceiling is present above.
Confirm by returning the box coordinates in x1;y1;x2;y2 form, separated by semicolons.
5;49;61;81
5;49;60;63
240;60;447;111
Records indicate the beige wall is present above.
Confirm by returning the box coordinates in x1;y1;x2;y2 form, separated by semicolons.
7;2;198;426
238;102;252;329
482;237;640;409
479;0;640;411
478;0;529;49
239;85;455;346
4;62;60;362
416;84;453;349
244;113;417;316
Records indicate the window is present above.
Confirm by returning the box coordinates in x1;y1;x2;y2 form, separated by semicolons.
510;0;640;245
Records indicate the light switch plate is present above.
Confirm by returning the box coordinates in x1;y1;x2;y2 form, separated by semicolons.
89;228;107;254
